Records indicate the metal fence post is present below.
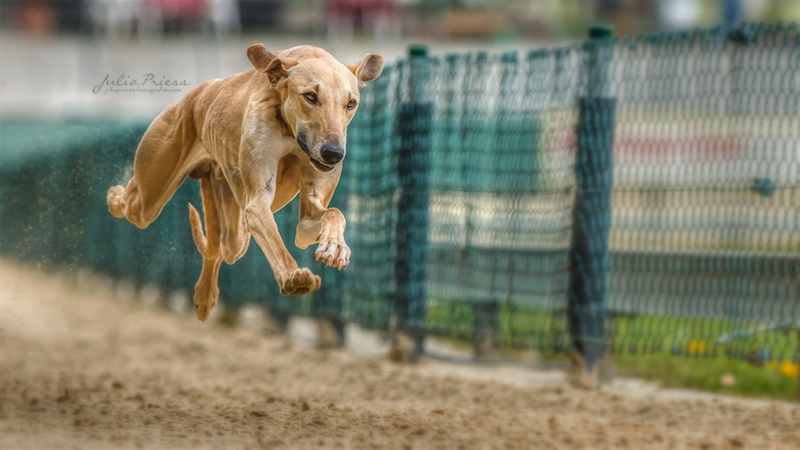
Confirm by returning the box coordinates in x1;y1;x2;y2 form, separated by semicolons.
568;25;616;376
393;44;432;361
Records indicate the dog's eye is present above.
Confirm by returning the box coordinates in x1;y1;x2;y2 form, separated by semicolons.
347;100;357;110
303;92;317;105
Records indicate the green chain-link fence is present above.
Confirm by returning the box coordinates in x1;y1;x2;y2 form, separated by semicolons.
1;23;798;365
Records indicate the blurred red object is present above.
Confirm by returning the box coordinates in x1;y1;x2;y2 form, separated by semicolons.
327;0;396;19
149;0;207;20
15;0;57;38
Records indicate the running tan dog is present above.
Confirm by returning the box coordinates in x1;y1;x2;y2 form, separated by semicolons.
106;45;383;321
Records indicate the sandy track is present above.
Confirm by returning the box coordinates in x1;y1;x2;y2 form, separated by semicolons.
1;260;798;450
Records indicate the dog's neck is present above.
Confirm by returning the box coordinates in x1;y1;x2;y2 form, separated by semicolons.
252;73;295;139
277;107;294;139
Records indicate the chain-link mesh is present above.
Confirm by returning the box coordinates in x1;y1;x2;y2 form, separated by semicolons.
603;24;799;360
1;23;798;362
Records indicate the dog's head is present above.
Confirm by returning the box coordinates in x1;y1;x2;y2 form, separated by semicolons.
248;44;383;173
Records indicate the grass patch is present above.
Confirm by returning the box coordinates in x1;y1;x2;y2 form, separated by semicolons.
426;296;569;354
425;297;799;401
613;352;798;401
610;315;798;401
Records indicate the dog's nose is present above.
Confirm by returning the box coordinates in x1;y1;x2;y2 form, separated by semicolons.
320;145;345;165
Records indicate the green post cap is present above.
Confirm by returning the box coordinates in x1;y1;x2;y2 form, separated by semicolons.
409;44;428;58
589;24;613;39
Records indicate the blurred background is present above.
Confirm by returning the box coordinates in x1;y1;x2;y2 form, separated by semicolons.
3;0;800;119
0;1;798;401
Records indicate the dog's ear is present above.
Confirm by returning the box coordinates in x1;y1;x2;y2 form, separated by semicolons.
264;57;299;87
247;44;278;73
347;54;384;89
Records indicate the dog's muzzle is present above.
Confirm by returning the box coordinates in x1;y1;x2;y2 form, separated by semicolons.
297;135;343;173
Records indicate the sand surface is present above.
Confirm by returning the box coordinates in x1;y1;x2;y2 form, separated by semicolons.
1;260;799;450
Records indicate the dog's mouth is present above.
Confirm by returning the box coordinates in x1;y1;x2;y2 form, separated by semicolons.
309;158;336;173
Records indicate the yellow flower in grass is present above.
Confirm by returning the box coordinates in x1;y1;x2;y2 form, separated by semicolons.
688;340;706;354
780;361;798;378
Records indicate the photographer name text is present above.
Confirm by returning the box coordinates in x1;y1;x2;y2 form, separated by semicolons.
93;74;190;95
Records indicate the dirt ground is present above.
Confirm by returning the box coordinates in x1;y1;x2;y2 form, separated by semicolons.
1;260;799;450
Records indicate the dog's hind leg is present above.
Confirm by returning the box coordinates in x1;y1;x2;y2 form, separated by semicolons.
107;102;205;229
188;173;224;321
209;174;250;265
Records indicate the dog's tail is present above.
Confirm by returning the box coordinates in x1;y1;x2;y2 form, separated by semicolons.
188;203;207;255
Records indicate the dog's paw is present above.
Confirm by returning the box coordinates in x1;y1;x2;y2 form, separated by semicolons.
194;285;219;322
315;237;350;270
195;299;217;322
106;185;126;218
280;268;321;296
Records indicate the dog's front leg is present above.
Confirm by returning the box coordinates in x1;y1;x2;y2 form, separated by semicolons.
244;193;320;295
295;168;350;270
240;132;321;296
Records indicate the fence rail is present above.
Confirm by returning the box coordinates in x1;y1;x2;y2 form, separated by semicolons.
1;23;798;365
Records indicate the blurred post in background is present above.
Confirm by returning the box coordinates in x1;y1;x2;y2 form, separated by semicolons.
392;44;431;362
567;24;615;381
